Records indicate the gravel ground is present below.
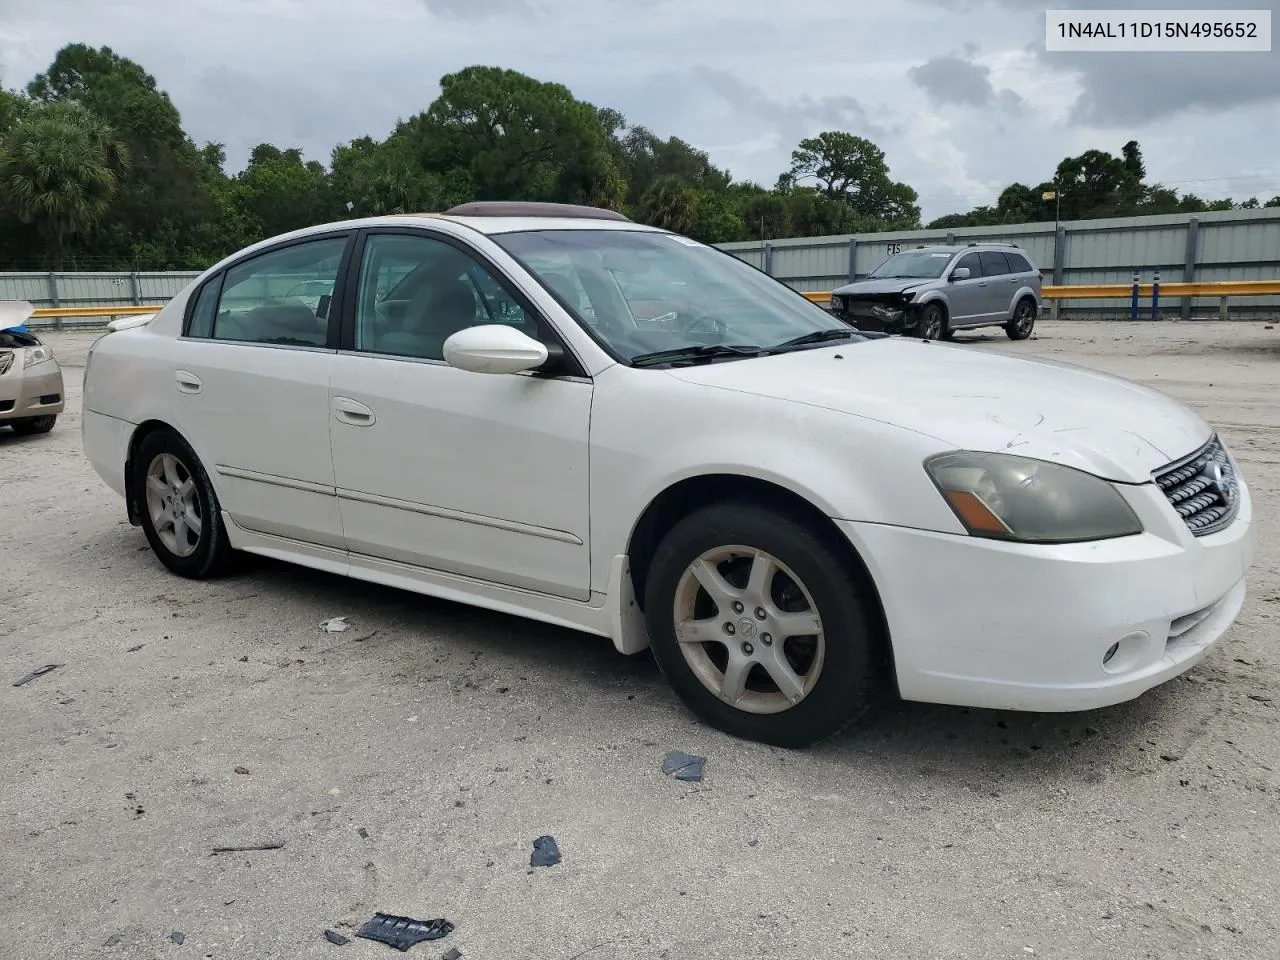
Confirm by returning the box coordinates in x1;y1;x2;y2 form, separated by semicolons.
2;321;1277;960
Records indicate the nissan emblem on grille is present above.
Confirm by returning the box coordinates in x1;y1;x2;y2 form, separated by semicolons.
1154;435;1239;537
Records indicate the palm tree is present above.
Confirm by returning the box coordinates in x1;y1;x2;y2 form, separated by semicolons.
638;176;700;235
0;102;129;266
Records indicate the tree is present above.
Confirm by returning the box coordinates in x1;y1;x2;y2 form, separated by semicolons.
0;101;128;265
637;176;700;234
402;66;625;209
788;131;921;226
26;43;225;268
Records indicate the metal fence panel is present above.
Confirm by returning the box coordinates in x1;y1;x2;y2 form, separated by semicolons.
717;207;1280;319
4;209;1278;323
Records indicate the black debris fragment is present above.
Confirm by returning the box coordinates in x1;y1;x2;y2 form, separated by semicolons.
169;931;185;945
356;913;454;952
103;934;123;947
324;929;351;946
530;835;562;868
442;949;462;960
211;842;285;854
13;664;62;687
357;827;370;839
1160;753;1183;762
126;644;145;653
662;751;705;782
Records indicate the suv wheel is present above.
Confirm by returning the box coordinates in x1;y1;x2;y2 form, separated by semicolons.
643;502;883;747
1005;298;1037;340
914;303;946;340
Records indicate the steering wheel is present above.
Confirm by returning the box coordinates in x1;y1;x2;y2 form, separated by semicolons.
673;303;728;342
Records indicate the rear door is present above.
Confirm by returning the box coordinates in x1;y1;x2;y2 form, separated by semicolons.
945;252;987;326
978;250;1016;321
168;233;352;548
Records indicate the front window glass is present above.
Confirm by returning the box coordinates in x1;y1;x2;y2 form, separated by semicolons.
867;250;955;279
493;229;859;363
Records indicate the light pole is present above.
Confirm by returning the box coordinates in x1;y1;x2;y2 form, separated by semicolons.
1042;186;1062;283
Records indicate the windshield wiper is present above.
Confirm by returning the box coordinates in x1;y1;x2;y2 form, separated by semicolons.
771;328;863;351
631;344;768;367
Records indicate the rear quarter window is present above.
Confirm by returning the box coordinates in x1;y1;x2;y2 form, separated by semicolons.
1007;252;1035;273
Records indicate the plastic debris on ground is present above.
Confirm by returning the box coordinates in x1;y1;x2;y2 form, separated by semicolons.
169;931;185;945
530;835;562;867
13;664;62;687
356;913;454;952
320;617;350;633
442;949;462;960
661;751;706;782
324;929;351;946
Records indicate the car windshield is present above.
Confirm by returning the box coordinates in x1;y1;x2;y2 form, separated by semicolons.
867;251;955;279
492;229;863;363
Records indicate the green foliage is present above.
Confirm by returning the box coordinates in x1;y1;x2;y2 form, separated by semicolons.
927;141;1255;228
0;46;1266;271
0;101;128;265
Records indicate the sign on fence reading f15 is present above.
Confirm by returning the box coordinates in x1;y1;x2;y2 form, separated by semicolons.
1046;10;1271;51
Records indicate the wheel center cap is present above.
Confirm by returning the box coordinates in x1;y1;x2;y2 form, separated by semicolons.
737;618;757;640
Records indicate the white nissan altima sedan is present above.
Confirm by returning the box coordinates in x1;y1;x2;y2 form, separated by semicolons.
82;201;1254;747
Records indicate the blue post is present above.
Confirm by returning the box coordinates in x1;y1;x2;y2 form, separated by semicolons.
1151;269;1160;320
1130;271;1139;321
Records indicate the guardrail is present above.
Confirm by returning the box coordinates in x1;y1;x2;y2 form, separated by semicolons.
805;279;1280;321
25;304;163;330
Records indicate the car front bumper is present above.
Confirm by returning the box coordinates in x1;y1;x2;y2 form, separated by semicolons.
0;359;65;422
837;478;1255;713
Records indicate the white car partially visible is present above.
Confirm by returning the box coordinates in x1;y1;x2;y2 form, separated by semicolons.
81;202;1254;746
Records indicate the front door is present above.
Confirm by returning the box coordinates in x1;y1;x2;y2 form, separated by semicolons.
168;234;350;548
327;230;593;600
945;251;988;326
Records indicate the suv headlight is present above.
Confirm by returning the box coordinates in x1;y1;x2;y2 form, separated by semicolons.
925;451;1143;544
23;344;53;368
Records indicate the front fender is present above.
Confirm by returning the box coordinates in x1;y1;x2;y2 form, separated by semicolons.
587;366;964;592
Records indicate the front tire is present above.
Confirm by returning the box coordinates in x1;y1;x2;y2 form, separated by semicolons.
643;502;883;748
1005;298;1037;340
9;414;56;435
914;303;947;340
133;428;233;579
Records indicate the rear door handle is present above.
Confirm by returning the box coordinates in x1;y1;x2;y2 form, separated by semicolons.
332;396;375;426
175;370;202;394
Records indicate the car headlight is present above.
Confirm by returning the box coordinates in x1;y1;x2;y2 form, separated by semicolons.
925;451;1143;544
23;344;53;368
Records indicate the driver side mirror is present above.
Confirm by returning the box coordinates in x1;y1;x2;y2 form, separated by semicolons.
442;324;551;375
950;267;971;282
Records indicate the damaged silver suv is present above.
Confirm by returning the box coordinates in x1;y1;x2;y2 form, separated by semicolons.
829;243;1042;341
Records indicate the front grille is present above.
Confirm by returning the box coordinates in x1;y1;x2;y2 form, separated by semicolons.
1153;434;1240;536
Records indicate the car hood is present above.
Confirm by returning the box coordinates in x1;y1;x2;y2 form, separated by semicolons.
664;339;1209;483
832;278;932;296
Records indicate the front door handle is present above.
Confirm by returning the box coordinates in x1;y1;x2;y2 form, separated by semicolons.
175;370;202;394
332;396;375;426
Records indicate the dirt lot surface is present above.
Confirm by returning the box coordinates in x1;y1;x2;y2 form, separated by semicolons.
3;321;1278;960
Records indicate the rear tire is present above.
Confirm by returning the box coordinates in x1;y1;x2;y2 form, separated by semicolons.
1005;298;1037;340
132;428;233;579
9;415;56;435
643;501;884;748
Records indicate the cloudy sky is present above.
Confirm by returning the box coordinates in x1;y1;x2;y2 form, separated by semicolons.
1;0;1277;221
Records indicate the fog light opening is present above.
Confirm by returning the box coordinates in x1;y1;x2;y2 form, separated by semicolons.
1100;631;1151;675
